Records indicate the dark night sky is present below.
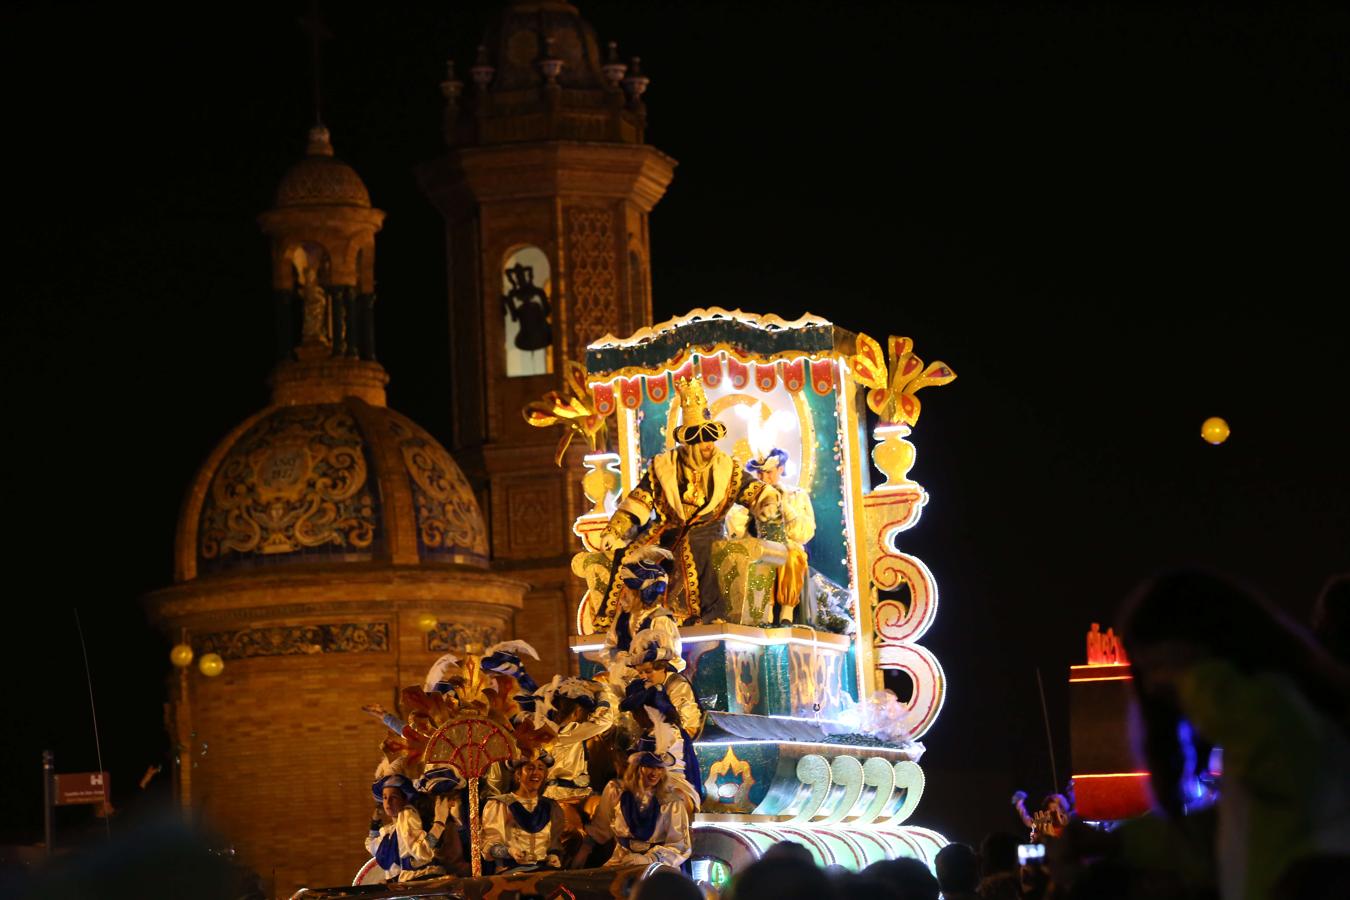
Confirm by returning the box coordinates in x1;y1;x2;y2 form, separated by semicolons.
3;0;1349;854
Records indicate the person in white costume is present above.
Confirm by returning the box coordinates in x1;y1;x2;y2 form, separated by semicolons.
365;768;456;883
530;676;615;803
602;546;682;683
481;753;566;873
575;750;693;869
619;628;704;806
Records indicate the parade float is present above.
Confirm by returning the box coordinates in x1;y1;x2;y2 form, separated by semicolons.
304;308;955;899
569;308;955;882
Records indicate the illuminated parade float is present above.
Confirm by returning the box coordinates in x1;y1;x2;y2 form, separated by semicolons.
564;310;956;878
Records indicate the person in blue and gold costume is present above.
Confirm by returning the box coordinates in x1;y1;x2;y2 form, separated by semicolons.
481;752;566;873
619;628;704;805
603;546;681;682
575;750;693;869
600;377;779;623
365;766;459;883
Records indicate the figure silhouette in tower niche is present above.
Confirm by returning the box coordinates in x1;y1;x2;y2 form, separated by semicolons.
502;262;552;352
292;244;332;351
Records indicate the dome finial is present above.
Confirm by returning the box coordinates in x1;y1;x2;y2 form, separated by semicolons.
602;40;627;87
622;56;649;106
306;124;334;157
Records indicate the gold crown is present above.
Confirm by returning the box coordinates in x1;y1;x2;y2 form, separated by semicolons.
673;376;726;444
675;376;710;424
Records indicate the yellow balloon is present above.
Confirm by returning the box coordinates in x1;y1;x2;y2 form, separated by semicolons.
415;613;439;633
169;644;194;668
198;653;225;677
1201;416;1230;445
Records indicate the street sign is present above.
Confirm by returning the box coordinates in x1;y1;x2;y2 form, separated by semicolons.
55;771;110;806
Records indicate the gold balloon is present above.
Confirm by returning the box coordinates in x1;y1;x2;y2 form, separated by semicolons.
198;653;225;677
1201;416;1231;445
169;644;194;668
415;613;439;633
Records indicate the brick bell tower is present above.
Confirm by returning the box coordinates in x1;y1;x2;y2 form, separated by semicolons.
418;1;675;679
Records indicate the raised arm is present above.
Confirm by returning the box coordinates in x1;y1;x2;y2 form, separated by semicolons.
395;798;452;869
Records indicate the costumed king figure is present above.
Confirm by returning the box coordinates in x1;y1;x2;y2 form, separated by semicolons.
600;376;779;623
746;448;816;626
575;750;693;869
481;751;567;873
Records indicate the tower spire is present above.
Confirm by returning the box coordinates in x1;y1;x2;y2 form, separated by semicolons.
298;0;332;128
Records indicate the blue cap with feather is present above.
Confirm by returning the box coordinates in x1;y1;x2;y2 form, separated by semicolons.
480;640;541;694
746;447;789;474
422;652;461;694
619;546;674;606
413;765;465;796
371;772;417;803
629;749;678;769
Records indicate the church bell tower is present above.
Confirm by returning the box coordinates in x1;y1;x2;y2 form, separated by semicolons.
419;1;675;677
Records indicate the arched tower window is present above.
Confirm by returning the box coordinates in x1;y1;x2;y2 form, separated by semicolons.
501;245;553;377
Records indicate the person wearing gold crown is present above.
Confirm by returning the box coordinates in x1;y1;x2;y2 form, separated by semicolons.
600;376;779;623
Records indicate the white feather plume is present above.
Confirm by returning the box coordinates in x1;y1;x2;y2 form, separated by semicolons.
484;639;540;661
422;653;460;692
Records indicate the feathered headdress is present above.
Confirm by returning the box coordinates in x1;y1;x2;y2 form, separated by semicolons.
746;447;789;474
628;749;677;769
620;546;674;606
532;675;603;731
480;640;541;694
371;759;417;802
509;746;556;770
413;765;465;796
423;653;462;694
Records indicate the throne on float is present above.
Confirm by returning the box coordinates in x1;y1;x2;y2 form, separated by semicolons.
565;309;954;877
